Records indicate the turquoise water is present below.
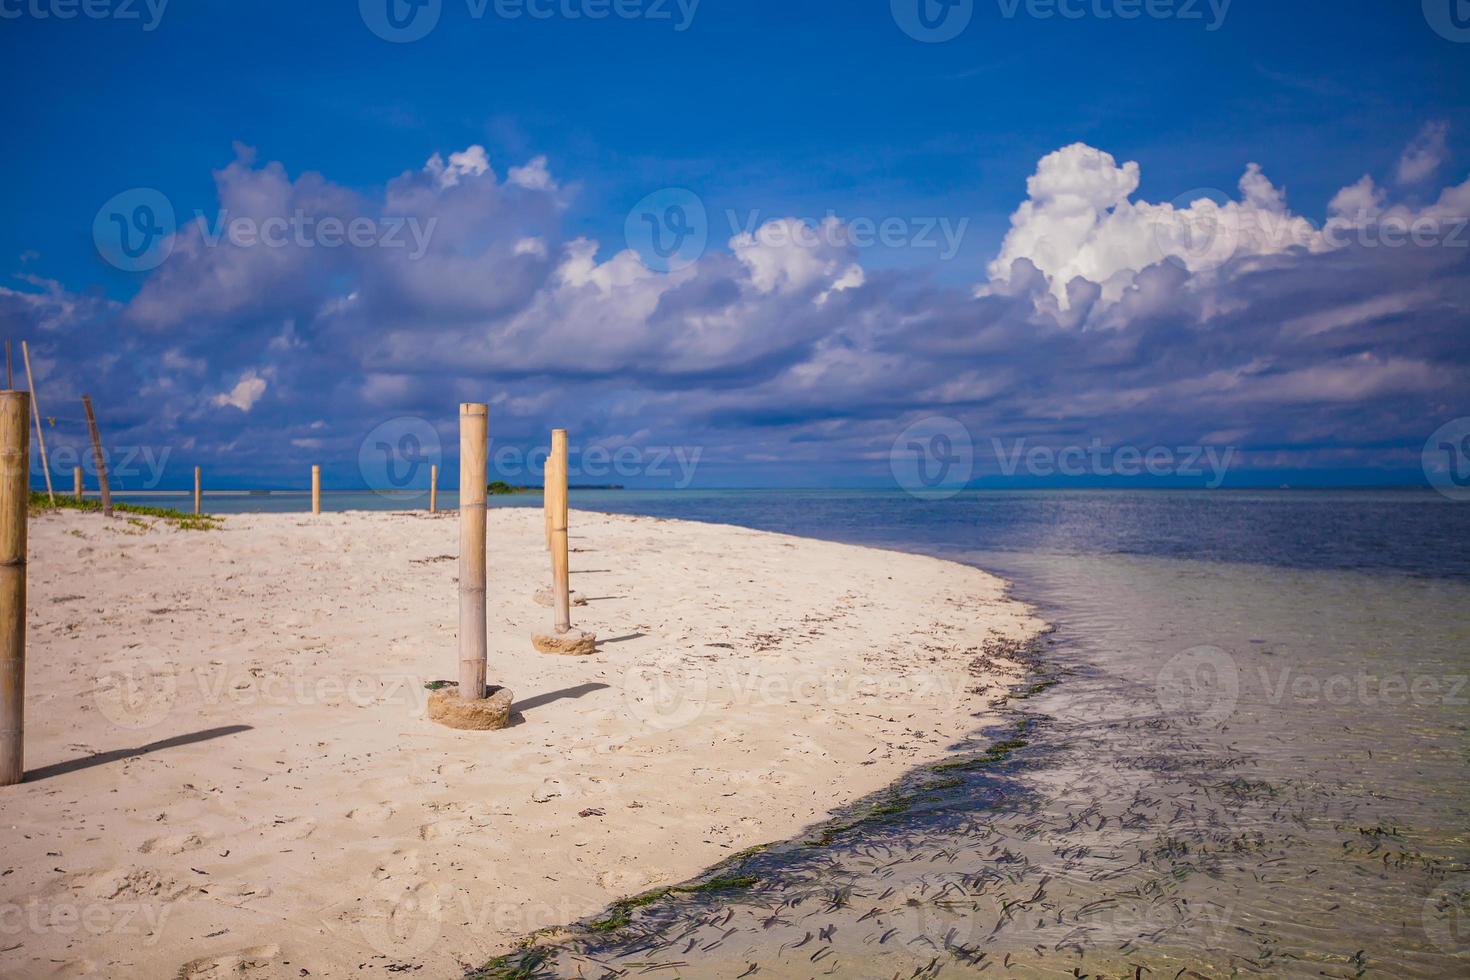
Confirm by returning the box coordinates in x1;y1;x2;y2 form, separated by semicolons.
118;486;1470;579
114;488;1470;975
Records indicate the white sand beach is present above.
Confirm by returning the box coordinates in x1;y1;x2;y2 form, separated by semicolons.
0;507;1043;979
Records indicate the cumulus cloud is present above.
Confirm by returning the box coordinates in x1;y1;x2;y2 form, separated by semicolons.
986;143;1320;310
986;139;1469;330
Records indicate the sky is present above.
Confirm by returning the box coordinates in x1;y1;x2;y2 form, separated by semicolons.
1;0;1468;491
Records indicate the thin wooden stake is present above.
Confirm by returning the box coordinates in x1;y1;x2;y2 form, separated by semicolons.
550;429;571;634
429;464;438;514
73;467;82;501
81;396;112;518
459;404;489;699
19;343;53;506
312;466;321;515
0;391;29;786
194;467;202;516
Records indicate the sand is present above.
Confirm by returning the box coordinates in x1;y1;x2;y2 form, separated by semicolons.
0;506;1043;978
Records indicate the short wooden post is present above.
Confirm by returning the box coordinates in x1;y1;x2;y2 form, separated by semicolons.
311;466;321;515
73;466;82;501
459;404;489;698
0;391;29;786
81;395;111;517
193;467;202;516
550;429;571;634
429;464;438;514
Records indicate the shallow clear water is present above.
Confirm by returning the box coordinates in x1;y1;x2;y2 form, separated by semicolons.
116;488;1470;975
494;548;1468;978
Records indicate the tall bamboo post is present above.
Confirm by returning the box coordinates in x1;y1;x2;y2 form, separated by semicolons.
73;467;82;501
311;466;321;515
193;467;202;516
19;344;52;506
0;391;29;785
543;444;556;552
429;464;438;514
550;429;571;634
459;404;488;698
81;396;111;517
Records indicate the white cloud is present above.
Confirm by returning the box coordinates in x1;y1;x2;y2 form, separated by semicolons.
731;217;860;297
514;237;548;258
986;143;1319;310
425;145;491;188
213;371;267;412
508;156;557;191
1396;121;1449;185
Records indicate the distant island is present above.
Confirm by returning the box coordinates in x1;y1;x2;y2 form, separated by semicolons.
488;481;534;495
485;484;617;499
488;482;622;494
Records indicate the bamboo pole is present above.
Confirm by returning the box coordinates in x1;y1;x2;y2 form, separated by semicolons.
550;429;571;634
311;466;321;515
81;396;111;517
19;344;53;506
194;467;202;516
429;464;438;514
543;442;557;551
0;391;29;785
73;467;82;501
459;404;488;699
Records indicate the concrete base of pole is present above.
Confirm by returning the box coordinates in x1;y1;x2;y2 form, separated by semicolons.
427;684;514;731
532;630;597;657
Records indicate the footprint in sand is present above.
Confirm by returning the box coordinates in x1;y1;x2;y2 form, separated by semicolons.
598;868;657;895
418;817;482;840
177;945;282;980
255;816;317;842
72;866;196;904
369;848;422;881
347;803;395;824
139;832;206;855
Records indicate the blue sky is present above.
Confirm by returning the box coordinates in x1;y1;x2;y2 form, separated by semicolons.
2;1;1468;490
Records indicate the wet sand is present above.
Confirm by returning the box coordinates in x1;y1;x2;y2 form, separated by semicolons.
0;507;1042;978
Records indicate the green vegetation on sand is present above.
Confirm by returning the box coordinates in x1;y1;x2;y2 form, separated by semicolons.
28;492;223;531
